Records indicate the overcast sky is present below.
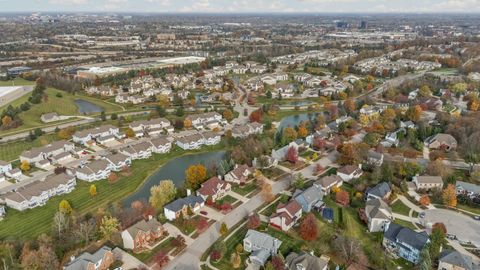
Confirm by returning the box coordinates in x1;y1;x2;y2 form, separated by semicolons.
1;0;480;13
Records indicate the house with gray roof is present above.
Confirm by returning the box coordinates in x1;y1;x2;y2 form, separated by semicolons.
164;195;205;221
64;246;114;270
285;252;329;270
104;153;131;171
456;181;480;198
293;185;324;212
365;182;391;201
75;159;111;182
412;175;443;190
438;249;476;270
243;230;282;266
383;223;429;264
365;198;393;232
425;133;457;151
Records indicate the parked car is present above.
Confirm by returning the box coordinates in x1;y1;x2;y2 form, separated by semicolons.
200;211;208;215
419;212;426;218
473;215;480;220
446;234;457;240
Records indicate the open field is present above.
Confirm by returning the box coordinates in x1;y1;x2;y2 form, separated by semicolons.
0;86;123;135
0;133;59;162
0;142;228;240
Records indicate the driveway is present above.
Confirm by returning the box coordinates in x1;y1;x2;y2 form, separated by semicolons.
422;208;480;247
112;247;151;270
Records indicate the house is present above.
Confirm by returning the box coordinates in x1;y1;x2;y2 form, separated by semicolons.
0;206;5;220
0;160;12;174
148;136;172;154
293;185;324;212
129;118;171;137
164;195;205;221
202;131;221;145
121;217;167;251
224;164;253;184
336;164;363;182
176;133;205;150
269;200;302;231
104;153;131;171
260;74;277;85
75;159;111;182
456;181;480;198
5;169;22;180
367;151;384;166
383;223;429;264
365;198;394;232
20;140;75;164
185;112;223;129
425;133;457;151
412;175;443;190
365;182;392;201
438;249;475;270
64;246;115;270
231;122;263;138
316;175;343;193
271;141;300;162
73;125;120;145
243;230;282;266
285;252;330;270
3;173;76;211
197;177;231;202
120;141;152;160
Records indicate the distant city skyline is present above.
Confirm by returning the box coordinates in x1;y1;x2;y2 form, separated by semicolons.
1;0;480;13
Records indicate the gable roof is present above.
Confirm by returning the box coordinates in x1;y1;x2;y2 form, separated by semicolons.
164;195;204;212
285;252;329;270
365;198;392;220
293;185;324;207
316;175;342;189
125;218;163;238
244;229;282;252
197;177;229;197
366;182;391;198
65;246;111;270
415;175;443;185
337;164;361;175
439;250;474;270
384;223;429;251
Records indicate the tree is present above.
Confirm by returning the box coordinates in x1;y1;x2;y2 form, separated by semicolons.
336;190;350;206
282;127;297;143
249;109;263;123
99;215;120;240
223;109;234;122
419;247;432;270
298;125;308;138
59;200;72;214
149;180;177;210
334;236;360;265
21;237;59;270
299;213;318;241
89;184;97;198
261;182;275;202
285;146;298;164
271;255;285;270
406;105;422;122
338;143;360;165
183;118;192;128
154;251;170;268
20;160;30;172
1;115;12;126
426;159;451;178
312;136;326;151
419;195;430;207
125;128;135;138
235;243;244;254
58;127;76;139
247;213;261;229
220;222;228;236
172;235;186;248
108;172;118;183
419;85;432;97
344;99;356;114
52;211;70;238
185;164;207;189
230;252;241;268
196;217;209;233
442;184;457;208
100;111;106;121
75;219;96;245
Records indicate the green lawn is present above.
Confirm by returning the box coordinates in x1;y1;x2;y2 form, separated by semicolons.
132;237;174;263
0;133;59;162
0;87;123;136
0;78;35;87
393;219;417;231
231;182;257;196
391;200;411;216
210;226;249;270
0;143;228;240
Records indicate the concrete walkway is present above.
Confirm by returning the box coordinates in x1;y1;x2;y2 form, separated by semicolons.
113;247;151;270
227;190;249;203
163;223;194;246
396;195;423;213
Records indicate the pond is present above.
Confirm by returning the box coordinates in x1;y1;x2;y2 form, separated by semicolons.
75;99;104;114
123;150;227;206
284;101;317;107
277;112;321;131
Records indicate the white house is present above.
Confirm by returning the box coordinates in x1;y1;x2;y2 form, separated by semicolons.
176;133;205;150
269;200;303;231
120;141;152;160
365;198;393;232
0;161;12;174
73;125;120;145
148;137;172;154
104;153;131;171
75;159;111;182
336;164;363;182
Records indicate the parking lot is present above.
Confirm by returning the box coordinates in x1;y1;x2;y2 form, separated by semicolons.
423;208;480;247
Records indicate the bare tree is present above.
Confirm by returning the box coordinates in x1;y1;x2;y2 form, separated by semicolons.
52;211;70;238
75;219;96;245
334;236;360;265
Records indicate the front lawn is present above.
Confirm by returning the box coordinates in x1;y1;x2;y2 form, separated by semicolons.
391;200;411;216
132;237;175;263
231;182;257;196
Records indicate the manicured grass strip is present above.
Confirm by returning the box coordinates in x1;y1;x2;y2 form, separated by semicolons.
132;237;174;263
0;134;59;162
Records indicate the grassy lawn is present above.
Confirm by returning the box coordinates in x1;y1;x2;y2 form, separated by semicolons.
0;87;123;136
132;237;175;263
0;133;59;162
0;78;34;87
0;143;228;240
210;226;249;270
391;200;411;216
457;203;480;215
393;219;417;231
231;182;257;196
217;195;238;205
